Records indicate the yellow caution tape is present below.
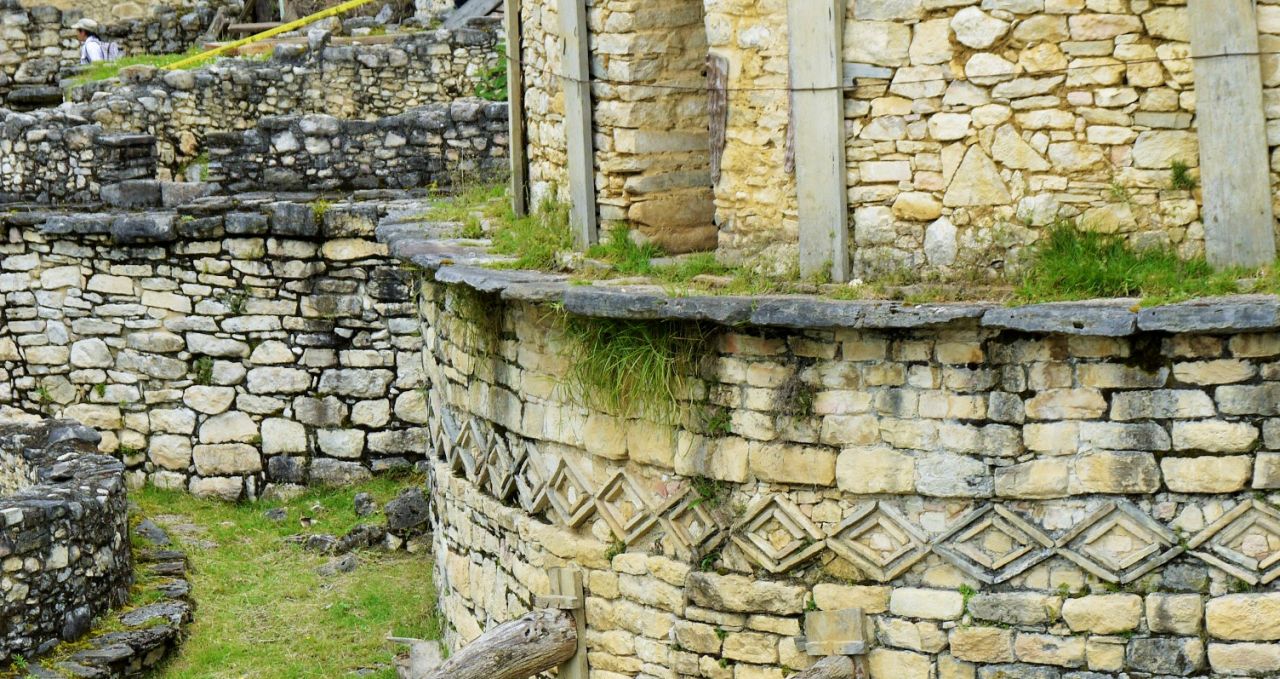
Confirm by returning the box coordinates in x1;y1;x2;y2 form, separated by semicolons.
164;0;377;71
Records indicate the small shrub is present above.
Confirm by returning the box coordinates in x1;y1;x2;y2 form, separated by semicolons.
604;534;626;561
193;356;214;386
310;200;333;221
1170;160;1197;191
690;476;725;509
475;43;508;102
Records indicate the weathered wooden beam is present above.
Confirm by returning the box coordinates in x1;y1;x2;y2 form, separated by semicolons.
550;568;587;679
707;54;729;186
787;0;849;282
1188;0;1276;268
791;656;858;679
559;0;598;248
503;0;528;216
416;609;578;679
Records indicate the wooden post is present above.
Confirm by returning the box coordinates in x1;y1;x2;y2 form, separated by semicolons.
1188;0;1276;268
415;609;577;679
504;0;528;217
788;0;849;282
546;568;587;679
559;0;598;248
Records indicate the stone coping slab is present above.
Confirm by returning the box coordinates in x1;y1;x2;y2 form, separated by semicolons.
376;222;1280;337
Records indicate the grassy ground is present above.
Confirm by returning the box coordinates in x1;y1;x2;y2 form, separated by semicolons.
422;184;1280;307
134;474;441;679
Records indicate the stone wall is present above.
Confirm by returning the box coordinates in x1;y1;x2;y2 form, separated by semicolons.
386;230;1280;679
0;121;157;204
0;0;228;106
0;196;430;501
207;100;509;193
834;0;1206;279
516;0;714;253
0;417;132;663
62;24;502;179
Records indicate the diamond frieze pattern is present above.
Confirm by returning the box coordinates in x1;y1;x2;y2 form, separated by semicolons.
545;458;596;528
514;442;549;514
1057;500;1183;584
732;496;826;574
595;472;659;544
827;502;930;581
1188;499;1280;585
660;493;724;561
483;433;519;503
933;504;1054;584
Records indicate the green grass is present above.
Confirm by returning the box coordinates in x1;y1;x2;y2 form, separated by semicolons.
1015;221;1242;305
1170;160;1197;191
490;199;573;270
70;48;208;85
586;224;664;275
559;313;710;421
134;475;442;679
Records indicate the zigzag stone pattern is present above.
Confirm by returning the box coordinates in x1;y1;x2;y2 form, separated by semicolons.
408;275;1280;678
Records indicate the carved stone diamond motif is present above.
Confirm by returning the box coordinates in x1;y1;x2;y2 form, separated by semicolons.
444;412;479;480
1057;500;1183;584
595;472;659;544
731;495;826;574
514;442;549;514
933;504;1053;584
827;502;930;581
483;432;520;503
466;418;491;487
545;458;595;528
659;492;724;561
1188;499;1280;585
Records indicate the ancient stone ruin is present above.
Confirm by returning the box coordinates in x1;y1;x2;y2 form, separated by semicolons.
3;0;1280;677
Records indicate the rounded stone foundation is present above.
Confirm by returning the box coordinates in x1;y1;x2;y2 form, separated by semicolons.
0;417;132;665
385;232;1280;678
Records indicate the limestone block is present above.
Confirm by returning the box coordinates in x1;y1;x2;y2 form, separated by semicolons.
148;435;192;471
1162;456;1252;493
944;146;1011;206
1206;594;1280;641
749;442;835;485
183;386;235;415
968;593;1061;627
1208;642;1280;676
188;471;246;500
889;587;963;620
318;429;365;459
354;399;393;428
1172;421;1258;452
686;572;805;615
262;418;307;455
1024;388;1107;420
150;408;195;435
247;367;313;395
952;7;1010;49
837;446;915;494
1146;593;1203;636
1013;633;1085;668
995;459;1069;498
1132;130;1199;169
1061;594;1142;634
812;583;890;613
1069;450;1160;494
868;648;931;679
949;626;1015;663
199;412;259;444
69;339;113;368
193;443;261;476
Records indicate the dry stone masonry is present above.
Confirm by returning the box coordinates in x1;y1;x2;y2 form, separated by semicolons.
513;0;1280;275
0;417;131;664
63;23;504;179
0;0;229;108
378;224;1280;679
207;100;510;193
0;195;435;501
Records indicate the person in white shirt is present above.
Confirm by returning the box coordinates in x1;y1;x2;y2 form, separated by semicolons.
75;18;107;63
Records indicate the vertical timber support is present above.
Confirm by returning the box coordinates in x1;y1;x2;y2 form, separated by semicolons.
1188;0;1276;268
559;0;598;248
788;0;849;282
536;568;587;679
504;0;528;217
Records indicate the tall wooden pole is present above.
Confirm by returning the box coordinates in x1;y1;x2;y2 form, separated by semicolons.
1188;0;1276;268
503;0;528;217
788;0;849;282
559;0;598;248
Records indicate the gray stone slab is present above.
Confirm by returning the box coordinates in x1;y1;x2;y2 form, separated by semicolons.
750;297;865;329
1137;296;1280;333
859;302;993;328
40;214;114;235
433;265;565;295
982;301;1138;336
501;280;571;303
111;214;176;244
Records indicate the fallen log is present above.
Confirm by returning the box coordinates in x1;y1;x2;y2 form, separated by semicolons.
792;655;865;679
416;609;578;679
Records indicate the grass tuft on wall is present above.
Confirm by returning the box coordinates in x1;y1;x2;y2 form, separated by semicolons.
558;314;711;422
